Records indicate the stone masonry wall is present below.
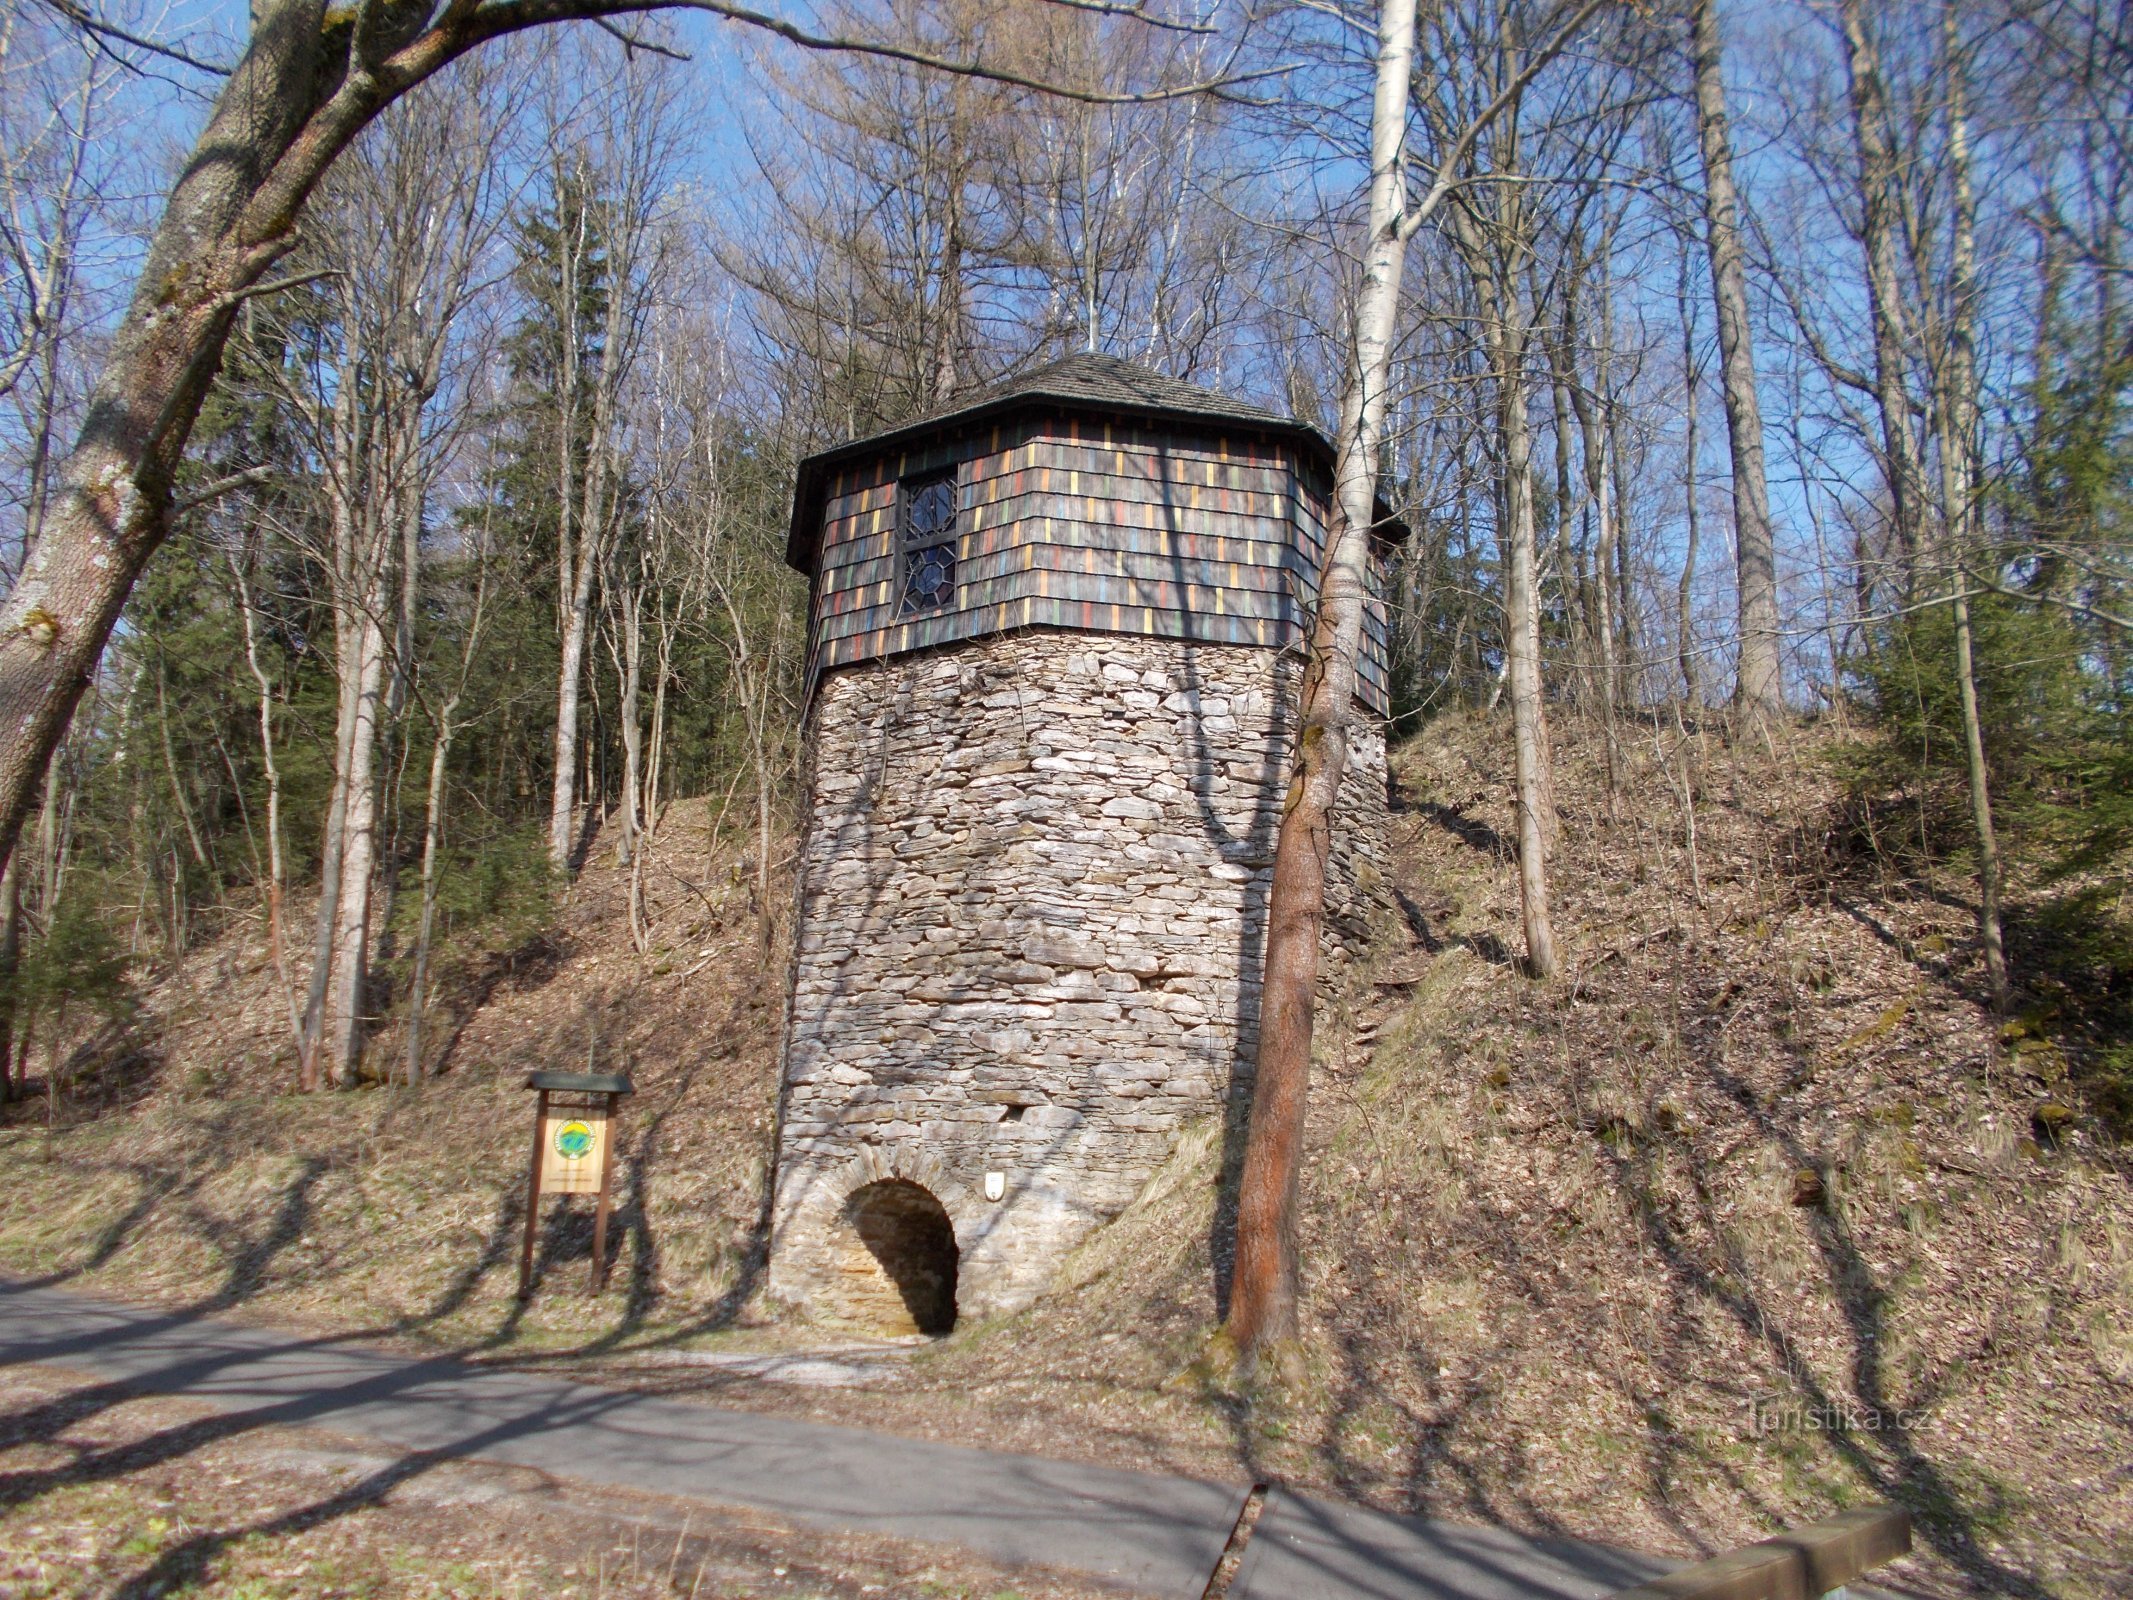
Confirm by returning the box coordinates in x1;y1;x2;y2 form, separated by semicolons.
769;627;1388;1324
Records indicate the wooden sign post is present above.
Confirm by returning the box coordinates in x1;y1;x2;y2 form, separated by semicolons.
518;1070;634;1299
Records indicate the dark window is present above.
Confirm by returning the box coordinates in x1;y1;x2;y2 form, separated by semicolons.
899;469;958;613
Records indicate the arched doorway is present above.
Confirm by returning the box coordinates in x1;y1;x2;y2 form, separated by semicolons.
835;1179;958;1335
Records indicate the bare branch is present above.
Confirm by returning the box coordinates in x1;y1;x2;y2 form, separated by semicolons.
1036;0;1222;34
459;0;1284;104
1965;569;2133;634
215;267;342;310
1396;0;1611;238
29;0;231;75
592;16;693;58
172;465;278;516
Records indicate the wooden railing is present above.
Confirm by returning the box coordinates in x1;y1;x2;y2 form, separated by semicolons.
1611;1507;1912;1600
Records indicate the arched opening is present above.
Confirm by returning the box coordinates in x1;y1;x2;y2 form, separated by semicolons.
835;1179;958;1335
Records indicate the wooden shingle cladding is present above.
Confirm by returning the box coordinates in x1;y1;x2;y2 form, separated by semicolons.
804;413;1395;714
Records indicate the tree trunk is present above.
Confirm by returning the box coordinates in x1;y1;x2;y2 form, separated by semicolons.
232;547;305;1062
614;579;645;867
1935;4;2009;1011
1949;584;2008;1006
549;165;636;876
1610;413;1637;699
1677;250;1703;706
1224;0;1417;1365
323;612;388;1085
1690;0;1782;720
546;193;589;874
1547;365;1593;707
629;604;673;954
298;619;357;1091
1839;0;1928;590
155;665;210;874
547;409;612;877
405;694;458;1084
1562;292;1621;795
372;447;425;966
1601;267;1636;691
1579;303;1620;719
301;361;393;1089
1501;342;1559;977
1444;146;1559;943
406;514;491;1083
0;855;17;1104
752;728;775;956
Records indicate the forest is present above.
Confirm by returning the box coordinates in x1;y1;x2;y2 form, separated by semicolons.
0;0;2125;1134
0;3;2129;1592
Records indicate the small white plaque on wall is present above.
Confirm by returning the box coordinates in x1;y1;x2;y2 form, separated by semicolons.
983;1170;1006;1202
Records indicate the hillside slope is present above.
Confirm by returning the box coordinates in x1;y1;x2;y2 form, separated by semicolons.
0;798;789;1351
2;719;2127;1598
811;710;2132;1600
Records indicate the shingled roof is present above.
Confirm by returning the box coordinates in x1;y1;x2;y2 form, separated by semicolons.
785;353;1351;573
897;352;1302;437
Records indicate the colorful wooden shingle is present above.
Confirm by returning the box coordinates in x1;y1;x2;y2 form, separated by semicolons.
786;354;1405;715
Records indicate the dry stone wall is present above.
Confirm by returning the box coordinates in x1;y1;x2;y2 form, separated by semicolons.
769;627;1388;1324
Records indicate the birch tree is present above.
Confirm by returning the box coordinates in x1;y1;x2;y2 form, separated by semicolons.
1222;0;1423;1367
1224;0;1602;1366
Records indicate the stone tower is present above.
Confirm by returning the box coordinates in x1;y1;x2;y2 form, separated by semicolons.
769;355;1399;1334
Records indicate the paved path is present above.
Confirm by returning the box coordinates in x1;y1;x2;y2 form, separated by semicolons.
0;1282;1665;1598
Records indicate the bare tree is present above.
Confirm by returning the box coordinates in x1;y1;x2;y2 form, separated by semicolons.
0;0;1245;885
1689;0;1781;719
264;72;512;1087
1427;0;1608;981
724;1;1044;428
540;51;680;874
1674;240;1704;706
227;524;304;1055
1929;3;2008;1010
1224;0;1423;1369
1224;0;1603;1367
1553;242;1625;786
1837;0;1928;590
404;514;493;1082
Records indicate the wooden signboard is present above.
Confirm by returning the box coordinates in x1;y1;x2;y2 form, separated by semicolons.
518;1071;633;1299
539;1104;609;1194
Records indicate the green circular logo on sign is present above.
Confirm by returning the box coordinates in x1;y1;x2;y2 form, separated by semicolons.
554;1120;595;1160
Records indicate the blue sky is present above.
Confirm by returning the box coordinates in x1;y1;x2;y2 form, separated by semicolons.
46;0;2047;701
